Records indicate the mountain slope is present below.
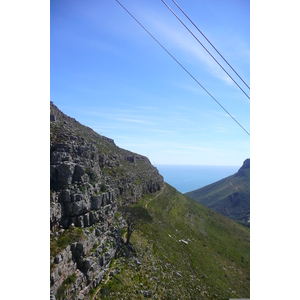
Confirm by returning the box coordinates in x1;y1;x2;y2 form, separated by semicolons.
50;103;249;299
50;102;163;299
91;184;250;299
185;159;250;226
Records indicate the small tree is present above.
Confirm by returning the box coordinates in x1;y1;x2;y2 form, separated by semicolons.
118;206;152;246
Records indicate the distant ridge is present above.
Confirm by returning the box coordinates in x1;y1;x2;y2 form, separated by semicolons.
185;159;250;227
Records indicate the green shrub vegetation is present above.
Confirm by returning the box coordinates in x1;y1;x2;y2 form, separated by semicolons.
56;273;77;299
93;184;249;299
85;167;98;185
118;206;152;246
50;226;84;258
100;182;108;193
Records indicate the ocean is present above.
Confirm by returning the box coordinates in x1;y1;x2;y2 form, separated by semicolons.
154;165;240;194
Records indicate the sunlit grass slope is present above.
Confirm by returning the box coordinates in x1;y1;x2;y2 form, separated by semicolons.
93;184;250;299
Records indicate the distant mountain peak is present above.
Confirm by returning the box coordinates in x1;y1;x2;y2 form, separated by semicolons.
241;158;250;169
185;158;250;226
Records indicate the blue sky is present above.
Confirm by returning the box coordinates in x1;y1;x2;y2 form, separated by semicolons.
50;0;250;166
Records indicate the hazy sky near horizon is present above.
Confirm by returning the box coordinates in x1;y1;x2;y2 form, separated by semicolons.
51;0;250;166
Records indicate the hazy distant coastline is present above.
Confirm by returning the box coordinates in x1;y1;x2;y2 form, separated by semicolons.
155;165;239;193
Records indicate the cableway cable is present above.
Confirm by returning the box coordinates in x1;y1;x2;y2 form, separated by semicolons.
162;0;250;100
115;0;250;136
172;0;250;90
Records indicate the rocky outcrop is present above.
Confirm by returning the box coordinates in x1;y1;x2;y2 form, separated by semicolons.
50;102;164;299
50;224;120;299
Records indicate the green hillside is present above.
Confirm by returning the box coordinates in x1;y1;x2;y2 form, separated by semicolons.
50;103;249;299
185;159;250;227
91;184;250;299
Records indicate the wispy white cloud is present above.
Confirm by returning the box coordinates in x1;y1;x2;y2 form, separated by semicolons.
83;105;197;129
113;116;155;125
171;82;205;95
138;104;157;109
139;11;235;85
119;138;210;151
205;109;231;118
213;126;229;133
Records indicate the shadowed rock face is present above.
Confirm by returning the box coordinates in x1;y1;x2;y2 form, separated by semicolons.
236;158;250;176
242;158;250;169
50;102;164;299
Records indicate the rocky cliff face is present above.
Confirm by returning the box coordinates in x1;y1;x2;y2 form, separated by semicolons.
50;102;164;299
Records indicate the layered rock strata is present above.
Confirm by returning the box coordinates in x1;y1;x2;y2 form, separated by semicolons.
50;102;164;299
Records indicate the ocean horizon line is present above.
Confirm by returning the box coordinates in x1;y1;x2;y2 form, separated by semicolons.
154;164;240;193
154;164;241;169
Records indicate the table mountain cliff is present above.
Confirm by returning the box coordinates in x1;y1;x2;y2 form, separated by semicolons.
50;101;164;230
50;102;163;299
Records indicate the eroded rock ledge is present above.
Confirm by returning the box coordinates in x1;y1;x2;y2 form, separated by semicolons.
50;102;164;299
